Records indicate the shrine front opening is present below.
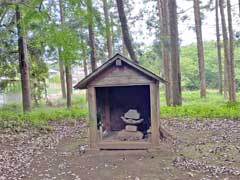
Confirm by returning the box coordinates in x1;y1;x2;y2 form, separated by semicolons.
96;85;151;141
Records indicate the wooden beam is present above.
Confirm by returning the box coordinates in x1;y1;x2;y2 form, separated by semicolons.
150;83;160;147
87;87;98;149
97;141;151;150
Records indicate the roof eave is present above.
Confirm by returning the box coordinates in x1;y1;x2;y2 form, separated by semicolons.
74;53;166;89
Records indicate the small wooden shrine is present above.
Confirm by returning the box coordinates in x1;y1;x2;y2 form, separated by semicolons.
74;53;165;150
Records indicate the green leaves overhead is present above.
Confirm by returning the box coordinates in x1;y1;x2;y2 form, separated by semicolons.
49;24;80;64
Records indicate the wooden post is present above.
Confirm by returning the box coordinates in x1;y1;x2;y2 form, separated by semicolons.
104;88;111;131
87;86;98;149
150;83;160;147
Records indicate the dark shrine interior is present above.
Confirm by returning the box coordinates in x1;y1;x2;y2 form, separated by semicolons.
96;85;151;136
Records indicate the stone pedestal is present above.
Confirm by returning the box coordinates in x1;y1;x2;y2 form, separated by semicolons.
117;109;144;141
117;125;143;141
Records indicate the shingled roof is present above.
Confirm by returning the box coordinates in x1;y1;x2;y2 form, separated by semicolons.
74;53;165;89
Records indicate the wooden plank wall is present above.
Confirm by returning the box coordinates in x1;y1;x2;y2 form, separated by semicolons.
89;64;152;87
87;87;98;149
150;82;160;147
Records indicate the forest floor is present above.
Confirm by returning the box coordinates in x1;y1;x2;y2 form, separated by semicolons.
1;118;240;180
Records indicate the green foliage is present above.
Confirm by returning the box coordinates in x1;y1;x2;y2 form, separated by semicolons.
180;42;215;90
0;92;88;130
49;74;61;84
0;9;18;91
54;93;88;108
0;104;88;130
140;41;240;90
0;92;88;131
2;90;240;132
161;104;240;118
46;24;80;65
139;47;162;76
30;55;48;105
160;90;240;118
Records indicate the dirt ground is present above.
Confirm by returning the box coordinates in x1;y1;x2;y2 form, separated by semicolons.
1;118;240;180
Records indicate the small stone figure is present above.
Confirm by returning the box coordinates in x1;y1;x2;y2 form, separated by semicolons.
117;109;144;141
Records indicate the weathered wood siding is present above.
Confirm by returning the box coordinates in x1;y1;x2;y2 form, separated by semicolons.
89;63;153;87
150;82;160;147
86;59;161;150
87;87;98;149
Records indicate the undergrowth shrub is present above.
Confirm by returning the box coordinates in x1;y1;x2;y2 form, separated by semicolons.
161;103;240;118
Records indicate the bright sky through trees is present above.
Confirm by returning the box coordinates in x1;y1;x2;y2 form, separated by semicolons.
130;0;240;46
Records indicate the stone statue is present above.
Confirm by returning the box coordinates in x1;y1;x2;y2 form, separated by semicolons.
117;109;144;141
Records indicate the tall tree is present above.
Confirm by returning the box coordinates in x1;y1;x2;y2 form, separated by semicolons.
116;0;138;63
227;0;236;101
193;0;206;98
58;0;66;99
58;47;66;99
168;0;182;105
59;0;72;107
122;30;128;57
215;0;223;94
219;0;229;98
239;0;240;17
16;5;32;112
79;24;88;77
102;0;112;58
158;0;171;105
65;64;72;107
219;0;231;101
86;0;97;71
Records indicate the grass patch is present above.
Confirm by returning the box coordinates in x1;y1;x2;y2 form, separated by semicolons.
160;90;240;118
0;104;88;132
160;89;227;106
1;89;240;131
161;103;240;118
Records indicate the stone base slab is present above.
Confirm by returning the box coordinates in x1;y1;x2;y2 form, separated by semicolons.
117;130;143;141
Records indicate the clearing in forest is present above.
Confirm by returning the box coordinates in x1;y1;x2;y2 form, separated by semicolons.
1;118;240;180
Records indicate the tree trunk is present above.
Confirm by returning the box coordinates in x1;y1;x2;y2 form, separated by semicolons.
80;29;88;77
59;0;72;106
16;5;32;112
58;48;66;98
227;0;236;102
168;0;182;106
219;0;230;100
122;31;128;57
215;0;223;95
239;0;240;17
65;65;72;108
58;0;67;99
102;0;113;58
158;0;171;105
87;0;97;71
110;16;115;53
116;0;138;63
69;65;72;95
83;58;88;77
193;0;206;98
